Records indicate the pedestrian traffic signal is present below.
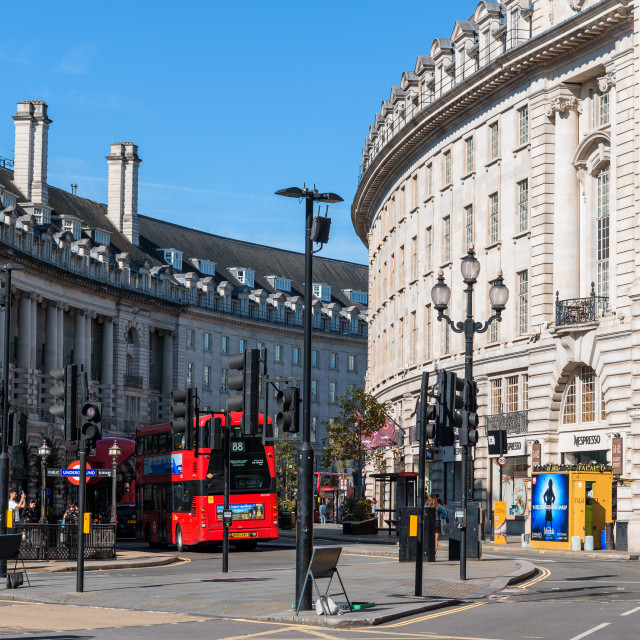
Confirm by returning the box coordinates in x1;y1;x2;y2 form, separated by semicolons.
459;380;479;446
49;364;80;441
81;401;102;449
9;413;27;447
435;370;461;447
226;349;260;435
170;388;195;444
276;386;300;433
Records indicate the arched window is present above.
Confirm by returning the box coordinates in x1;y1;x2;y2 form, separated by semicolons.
596;164;610;298
562;365;605;425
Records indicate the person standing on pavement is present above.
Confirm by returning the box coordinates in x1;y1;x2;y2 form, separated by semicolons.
8;490;26;523
438;499;449;535
319;501;327;525
22;499;40;523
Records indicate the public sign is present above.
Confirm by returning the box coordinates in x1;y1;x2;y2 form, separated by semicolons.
64;461;94;485
47;467;114;479
497;456;507;466
494;500;507;544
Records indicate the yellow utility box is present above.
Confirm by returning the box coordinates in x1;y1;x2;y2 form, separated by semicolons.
530;465;612;550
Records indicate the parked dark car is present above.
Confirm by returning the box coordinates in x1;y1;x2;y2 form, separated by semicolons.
116;504;136;538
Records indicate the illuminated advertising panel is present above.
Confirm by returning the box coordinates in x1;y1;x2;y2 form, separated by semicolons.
531;473;569;542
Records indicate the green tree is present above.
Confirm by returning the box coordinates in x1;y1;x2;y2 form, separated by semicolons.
321;387;391;499
275;438;297;511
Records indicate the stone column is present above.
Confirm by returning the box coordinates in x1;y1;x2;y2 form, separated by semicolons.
17;294;31;369
85;313;93;379
44;302;58;373
546;95;581;299
162;332;173;395
101;318;114;387
57;305;65;368
73;309;85;368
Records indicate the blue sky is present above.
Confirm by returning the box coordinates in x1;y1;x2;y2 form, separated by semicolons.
1;1;458;264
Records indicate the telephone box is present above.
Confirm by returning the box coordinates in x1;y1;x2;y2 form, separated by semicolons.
530;465;613;550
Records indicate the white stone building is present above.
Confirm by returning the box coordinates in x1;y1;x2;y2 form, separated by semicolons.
351;0;640;550
0;100;368;497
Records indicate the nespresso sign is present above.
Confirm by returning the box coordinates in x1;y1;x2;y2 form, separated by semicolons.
559;430;606;452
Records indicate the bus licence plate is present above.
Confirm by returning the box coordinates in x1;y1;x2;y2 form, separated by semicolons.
231;532;250;538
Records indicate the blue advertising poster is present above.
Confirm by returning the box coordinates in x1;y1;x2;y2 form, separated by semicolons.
216;503;264;521
171;453;183;474
531;473;569;542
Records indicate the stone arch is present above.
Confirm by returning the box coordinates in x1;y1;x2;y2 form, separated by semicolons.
573;130;611;178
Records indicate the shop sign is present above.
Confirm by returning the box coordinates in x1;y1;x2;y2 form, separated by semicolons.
488;436;527;458
531;442;541;467
558;429;607;453
611;437;623;476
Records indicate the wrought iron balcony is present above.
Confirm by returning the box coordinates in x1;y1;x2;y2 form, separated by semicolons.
485;410;528;435
556;283;607;327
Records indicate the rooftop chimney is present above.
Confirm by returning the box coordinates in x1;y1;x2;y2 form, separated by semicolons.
13;100;51;204
71;183;77;195
106;142;141;246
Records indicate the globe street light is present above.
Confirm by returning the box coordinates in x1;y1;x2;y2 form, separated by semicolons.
430;247;509;580
274;185;342;611
0;262;24;577
38;438;52;524
108;440;122;527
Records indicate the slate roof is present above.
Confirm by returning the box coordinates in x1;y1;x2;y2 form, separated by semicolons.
0;166;368;308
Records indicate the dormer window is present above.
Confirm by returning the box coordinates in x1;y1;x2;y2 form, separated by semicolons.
161;248;183;270
193;259;216;276
1;193;16;208
313;283;331;303
231;268;254;287
61;218;82;240
352;291;368;305
93;229;111;246
33;208;51;225
266;275;291;292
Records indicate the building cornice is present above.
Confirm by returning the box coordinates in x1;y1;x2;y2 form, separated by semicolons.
351;0;632;245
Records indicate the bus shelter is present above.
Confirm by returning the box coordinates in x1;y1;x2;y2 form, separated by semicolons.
530;465;613;550
370;472;418;535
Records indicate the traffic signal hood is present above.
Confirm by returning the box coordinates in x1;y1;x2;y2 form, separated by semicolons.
276;387;300;433
49;365;79;441
81;401;102;449
170;388;194;438
226;349;260;435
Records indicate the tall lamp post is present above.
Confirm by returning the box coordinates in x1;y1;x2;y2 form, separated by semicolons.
108;440;121;527
431;247;509;580
38;439;52;524
275;186;342;611
0;262;24;577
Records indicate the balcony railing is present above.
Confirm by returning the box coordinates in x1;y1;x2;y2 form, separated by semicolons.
485;410;528;435
556;283;607;327
124;374;143;388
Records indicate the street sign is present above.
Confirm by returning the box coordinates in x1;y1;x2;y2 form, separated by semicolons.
47;467;114;479
65;461;93;485
497;456;507;466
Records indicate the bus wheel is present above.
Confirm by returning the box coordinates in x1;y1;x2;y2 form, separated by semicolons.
175;525;186;552
235;540;258;551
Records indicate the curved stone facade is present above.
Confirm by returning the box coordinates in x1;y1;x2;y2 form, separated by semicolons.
352;0;640;550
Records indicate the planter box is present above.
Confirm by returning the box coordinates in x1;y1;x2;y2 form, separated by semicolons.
279;514;293;530
342;518;376;535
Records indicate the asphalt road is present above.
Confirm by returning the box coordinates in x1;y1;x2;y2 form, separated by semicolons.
1;546;638;639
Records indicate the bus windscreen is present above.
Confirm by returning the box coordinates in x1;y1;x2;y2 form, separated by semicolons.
205;436;271;493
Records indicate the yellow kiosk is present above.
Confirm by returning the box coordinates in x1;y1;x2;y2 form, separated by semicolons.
530;464;613;550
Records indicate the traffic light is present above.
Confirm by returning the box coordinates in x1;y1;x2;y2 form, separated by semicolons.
170;388;195;447
434;370;460;447
49;364;79;441
81;401;102;450
9;413;27;447
417;372;437;441
226;349;259;435
276;387;300;433
459;380;479;447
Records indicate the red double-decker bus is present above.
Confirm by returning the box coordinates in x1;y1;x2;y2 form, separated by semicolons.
135;412;278;551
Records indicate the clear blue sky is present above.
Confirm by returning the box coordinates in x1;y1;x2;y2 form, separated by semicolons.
1;1;457;264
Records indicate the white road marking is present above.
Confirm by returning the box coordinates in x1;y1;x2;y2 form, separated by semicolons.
621;606;640;616
568;623;610;640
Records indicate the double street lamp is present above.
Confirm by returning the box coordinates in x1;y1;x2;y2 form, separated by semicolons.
38;438;52;524
431;247;509;580
274;186;342;611
108;440;122;527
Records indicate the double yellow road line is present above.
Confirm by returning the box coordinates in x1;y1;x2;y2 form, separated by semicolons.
516;566;551;589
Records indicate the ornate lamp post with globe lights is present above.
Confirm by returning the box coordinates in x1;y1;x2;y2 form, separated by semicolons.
431;247;509;580
108;440;121;527
38;438;52;524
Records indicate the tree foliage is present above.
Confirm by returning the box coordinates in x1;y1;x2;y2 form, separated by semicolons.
275;438;297;511
321;387;391;473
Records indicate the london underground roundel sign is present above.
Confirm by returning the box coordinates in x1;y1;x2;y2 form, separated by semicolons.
64;461;93;485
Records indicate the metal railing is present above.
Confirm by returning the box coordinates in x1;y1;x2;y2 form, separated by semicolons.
555;283;607;327
10;523;115;560
485;410;528;435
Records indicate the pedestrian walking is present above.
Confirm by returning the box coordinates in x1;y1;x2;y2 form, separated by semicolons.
437;499;449;536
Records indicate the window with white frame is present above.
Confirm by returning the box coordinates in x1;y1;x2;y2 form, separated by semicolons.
518;270;529;334
329;382;337;403
596;164;610;298
330;353;338;369
426;163;433;196
425;304;432;359
443;150;452;185
93;229;110;246
411;236;418;280
465;137;474;173
312;283;331;302
1;193;16;208
234;268;254;287
518;180;529;232
62;219;82;240
275;277;291;292
511;8;521;46
483;30;491;64
348;354;356;372
464;205;474;250
518;105;529;145
443;216;451;262
562;366;602;424
162;249;183;270
489;373;529;415
426;226;433;271
489;193;500;243
490;378;503;413
489;122;499;160
351;290;368;304
198;260;216;276
33;208;51;225
410;311;417;365
203;365;211;389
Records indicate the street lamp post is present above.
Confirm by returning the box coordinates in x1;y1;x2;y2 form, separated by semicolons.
108;440;121;528
431;247;509;580
38;439;52;524
275;186;342;611
0;262;24;577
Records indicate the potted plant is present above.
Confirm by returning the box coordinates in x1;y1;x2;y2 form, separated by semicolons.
341;497;376;535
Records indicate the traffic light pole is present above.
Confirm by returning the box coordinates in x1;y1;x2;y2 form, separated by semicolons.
415;372;429;596
296;192;315;611
76;436;87;592
222;410;230;573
